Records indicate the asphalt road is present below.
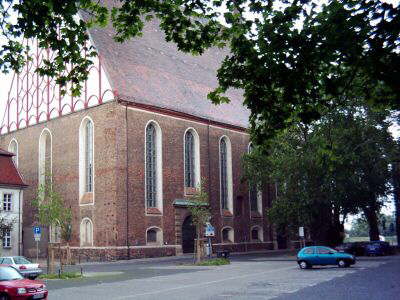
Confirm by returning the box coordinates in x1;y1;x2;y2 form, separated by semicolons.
45;252;400;300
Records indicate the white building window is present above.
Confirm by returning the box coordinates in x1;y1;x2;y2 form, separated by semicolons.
80;218;93;246
146;227;163;245
184;128;200;192
145;121;163;212
219;136;233;213
2;230;11;248
79;117;95;200
3;194;12;211
8;139;18;167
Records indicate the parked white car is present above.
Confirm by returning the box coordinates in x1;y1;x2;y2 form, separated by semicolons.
0;256;42;279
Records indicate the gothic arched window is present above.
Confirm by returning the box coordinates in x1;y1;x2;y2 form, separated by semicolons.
146;123;157;208
85;120;94;193
185;130;195;187
220;138;228;210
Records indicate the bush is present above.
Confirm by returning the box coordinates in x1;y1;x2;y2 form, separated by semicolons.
38;272;82;280
195;258;230;266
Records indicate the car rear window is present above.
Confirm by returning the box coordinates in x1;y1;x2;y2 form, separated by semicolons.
0;258;13;265
13;256;32;264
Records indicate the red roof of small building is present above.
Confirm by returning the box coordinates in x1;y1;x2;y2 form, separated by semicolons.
0;148;28;188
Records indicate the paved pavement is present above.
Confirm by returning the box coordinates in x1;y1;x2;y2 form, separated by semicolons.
44;252;400;300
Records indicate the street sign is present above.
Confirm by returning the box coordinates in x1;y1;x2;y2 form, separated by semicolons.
205;223;215;237
33;226;41;241
33;226;41;235
299;226;304;238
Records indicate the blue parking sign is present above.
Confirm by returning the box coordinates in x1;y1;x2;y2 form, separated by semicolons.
33;226;41;235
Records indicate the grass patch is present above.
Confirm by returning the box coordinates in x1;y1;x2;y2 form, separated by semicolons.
38;272;82;280
196;258;230;266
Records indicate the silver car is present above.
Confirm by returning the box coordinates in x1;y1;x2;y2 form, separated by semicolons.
0;256;42;279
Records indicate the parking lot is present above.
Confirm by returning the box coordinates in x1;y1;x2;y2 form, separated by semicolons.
46;252;400;300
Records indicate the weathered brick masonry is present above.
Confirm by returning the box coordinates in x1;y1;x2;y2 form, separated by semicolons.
0;100;276;260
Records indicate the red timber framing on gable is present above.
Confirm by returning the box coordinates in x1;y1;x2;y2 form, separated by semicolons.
0;39;115;135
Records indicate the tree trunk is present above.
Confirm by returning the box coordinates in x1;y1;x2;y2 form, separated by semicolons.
48;244;55;274
364;208;380;241
195;226;202;263
59;243;63;273
66;243;71;265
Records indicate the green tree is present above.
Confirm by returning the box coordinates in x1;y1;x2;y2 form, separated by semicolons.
32;178;72;273
187;180;211;263
1;1;399;140
243;103;395;244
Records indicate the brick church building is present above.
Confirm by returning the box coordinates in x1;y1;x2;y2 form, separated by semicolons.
0;19;279;260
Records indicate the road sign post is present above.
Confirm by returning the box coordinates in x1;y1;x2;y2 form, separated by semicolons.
299;227;305;248
33;226;41;263
205;223;215;259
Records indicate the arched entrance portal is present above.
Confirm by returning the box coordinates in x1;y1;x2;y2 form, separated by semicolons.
182;215;196;253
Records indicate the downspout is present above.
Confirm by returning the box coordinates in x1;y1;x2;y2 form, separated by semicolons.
207;121;211;199
125;104;130;259
18;188;22;256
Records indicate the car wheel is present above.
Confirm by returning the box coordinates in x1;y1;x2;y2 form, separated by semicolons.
338;259;347;268
299;261;309;269
0;294;9;300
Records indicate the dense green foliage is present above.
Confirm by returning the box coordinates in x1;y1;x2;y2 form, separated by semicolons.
243;103;395;244
1;1;399;140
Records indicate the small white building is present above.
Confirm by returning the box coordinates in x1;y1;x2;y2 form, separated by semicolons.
0;148;28;256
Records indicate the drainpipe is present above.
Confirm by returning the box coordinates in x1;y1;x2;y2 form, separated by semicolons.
18;188;22;256
207;121;211;198
125;104;130;259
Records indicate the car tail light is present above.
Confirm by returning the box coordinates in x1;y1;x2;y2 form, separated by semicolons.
19;265;27;270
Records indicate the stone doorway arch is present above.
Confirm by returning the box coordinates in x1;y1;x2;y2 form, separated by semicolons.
182;215;196;253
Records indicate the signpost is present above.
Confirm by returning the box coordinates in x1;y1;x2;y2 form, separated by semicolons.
33;226;41;263
299;226;305;248
205;223;215;259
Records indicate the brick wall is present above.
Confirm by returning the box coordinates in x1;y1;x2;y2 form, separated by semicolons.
0;101;275;260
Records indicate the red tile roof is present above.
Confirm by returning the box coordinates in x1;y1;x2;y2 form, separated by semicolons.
88;18;250;128
0;148;28;188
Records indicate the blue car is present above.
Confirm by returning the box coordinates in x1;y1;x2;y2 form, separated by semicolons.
297;246;356;269
364;241;391;256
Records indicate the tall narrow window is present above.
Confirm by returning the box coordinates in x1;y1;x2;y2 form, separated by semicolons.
39;129;52;188
248;143;258;212
85;120;93;192
146;123;157;208
3;194;12;211
185;131;195;187
8;139;18;167
79;117;95;203
220;138;228;210
2;230;11;248
80;218;93;246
